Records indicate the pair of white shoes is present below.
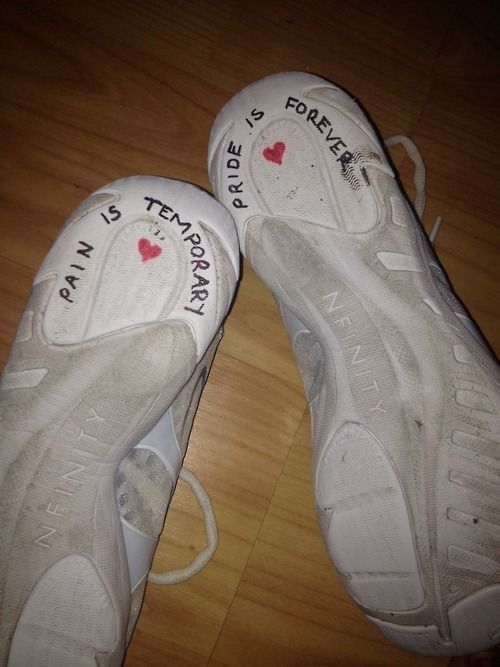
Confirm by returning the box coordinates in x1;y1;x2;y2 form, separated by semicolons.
1;72;499;666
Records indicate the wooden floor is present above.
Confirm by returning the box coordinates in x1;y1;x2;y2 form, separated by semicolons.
1;1;498;665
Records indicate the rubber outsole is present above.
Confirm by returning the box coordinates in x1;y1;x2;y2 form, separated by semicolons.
0;177;239;666
208;72;500;657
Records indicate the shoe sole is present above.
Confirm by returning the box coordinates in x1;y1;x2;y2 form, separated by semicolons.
208;72;500;657
0;176;239;666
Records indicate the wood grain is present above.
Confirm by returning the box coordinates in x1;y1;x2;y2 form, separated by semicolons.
0;1;498;665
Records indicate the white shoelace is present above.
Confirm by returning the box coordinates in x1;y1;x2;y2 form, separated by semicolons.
148;467;218;585
150;134;441;587
385;134;443;243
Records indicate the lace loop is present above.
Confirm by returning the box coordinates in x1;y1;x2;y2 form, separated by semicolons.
385;134;443;245
148;467;218;585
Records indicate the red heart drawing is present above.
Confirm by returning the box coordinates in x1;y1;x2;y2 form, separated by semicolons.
138;238;162;262
263;141;286;165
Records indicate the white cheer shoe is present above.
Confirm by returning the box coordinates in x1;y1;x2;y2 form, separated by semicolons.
208;71;500;657
0;176;239;666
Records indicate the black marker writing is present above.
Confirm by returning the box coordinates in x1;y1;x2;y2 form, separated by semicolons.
143;196;212;316
225;141;248;209
285;96;353;167
245;107;264;128
59;241;95;303
76;240;94;259
100;205;122;225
